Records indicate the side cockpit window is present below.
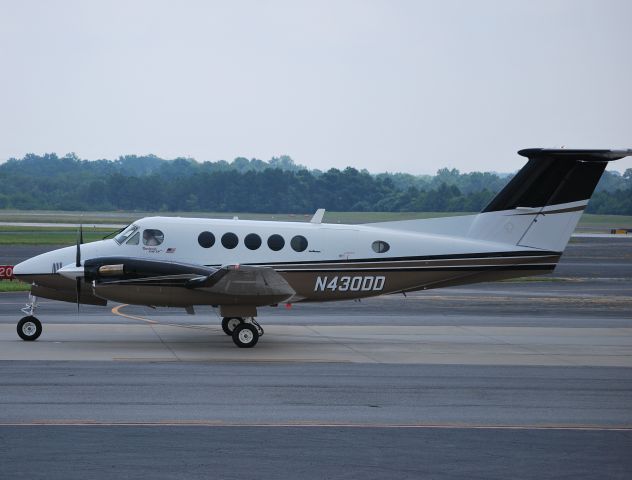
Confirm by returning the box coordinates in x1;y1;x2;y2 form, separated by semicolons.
126;232;140;245
143;229;164;246
115;224;139;245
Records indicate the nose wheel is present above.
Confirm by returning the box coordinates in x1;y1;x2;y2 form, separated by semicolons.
17;294;42;341
17;316;42;341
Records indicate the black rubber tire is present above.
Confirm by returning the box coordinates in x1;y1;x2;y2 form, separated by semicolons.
17;316;42;341
221;317;243;336
232;323;259;348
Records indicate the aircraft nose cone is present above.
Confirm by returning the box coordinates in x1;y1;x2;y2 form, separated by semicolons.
12;259;32;277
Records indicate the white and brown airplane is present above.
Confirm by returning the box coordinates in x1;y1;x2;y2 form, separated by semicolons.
12;148;632;347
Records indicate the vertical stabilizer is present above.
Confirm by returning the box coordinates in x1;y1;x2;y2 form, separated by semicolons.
467;148;632;251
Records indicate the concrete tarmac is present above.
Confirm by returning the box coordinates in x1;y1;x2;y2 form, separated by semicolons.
2;362;631;426
1;320;631;366
1;363;631;479
2;425;629;480
0;236;630;478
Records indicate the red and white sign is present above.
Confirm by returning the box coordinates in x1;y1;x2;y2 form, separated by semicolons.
0;266;14;279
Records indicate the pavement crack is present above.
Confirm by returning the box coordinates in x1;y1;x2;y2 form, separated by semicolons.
148;324;181;361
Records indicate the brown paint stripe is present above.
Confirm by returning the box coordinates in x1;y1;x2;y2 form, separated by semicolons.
273;256;561;271
277;264;558;273
243;250;563;268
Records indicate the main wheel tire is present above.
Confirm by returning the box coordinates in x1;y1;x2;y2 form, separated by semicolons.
232;323;259;348
222;317;243;336
17;316;42;341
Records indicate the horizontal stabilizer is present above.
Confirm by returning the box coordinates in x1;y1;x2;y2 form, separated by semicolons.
518;148;632;162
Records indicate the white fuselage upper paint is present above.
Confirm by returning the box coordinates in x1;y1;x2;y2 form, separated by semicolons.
13;215;544;279
367;200;588;253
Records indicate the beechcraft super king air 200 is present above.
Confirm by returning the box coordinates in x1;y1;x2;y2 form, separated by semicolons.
11;148;632;348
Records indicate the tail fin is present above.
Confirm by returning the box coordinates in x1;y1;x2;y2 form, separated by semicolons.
468;148;632;251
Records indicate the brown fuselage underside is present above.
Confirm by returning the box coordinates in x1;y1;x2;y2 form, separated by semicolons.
17;252;559;307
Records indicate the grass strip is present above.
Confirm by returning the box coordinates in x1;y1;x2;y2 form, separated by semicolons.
0;227;114;245
0;280;30;292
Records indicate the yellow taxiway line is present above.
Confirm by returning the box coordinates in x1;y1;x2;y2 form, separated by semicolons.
111;304;159;324
111;303;218;331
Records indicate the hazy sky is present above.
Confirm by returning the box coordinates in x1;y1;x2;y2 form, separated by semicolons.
1;0;631;174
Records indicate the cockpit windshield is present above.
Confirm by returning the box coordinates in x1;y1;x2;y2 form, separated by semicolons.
114;224;139;245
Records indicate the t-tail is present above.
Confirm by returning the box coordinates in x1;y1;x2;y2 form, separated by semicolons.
466;148;632;252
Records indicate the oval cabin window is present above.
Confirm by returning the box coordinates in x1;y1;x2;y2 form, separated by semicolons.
198;231;215;248
267;234;285;251
244;233;262;250
372;240;390;253
221;232;239;249
290;235;308;252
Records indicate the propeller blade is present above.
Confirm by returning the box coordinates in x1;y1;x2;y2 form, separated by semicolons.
76;277;81;312
76;224;83;267
75;224;84;311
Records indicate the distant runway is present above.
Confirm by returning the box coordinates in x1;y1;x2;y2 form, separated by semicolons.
0;221;123;228
0;236;630;478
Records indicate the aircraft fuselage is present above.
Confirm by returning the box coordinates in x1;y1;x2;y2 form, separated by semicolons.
14;215;558;306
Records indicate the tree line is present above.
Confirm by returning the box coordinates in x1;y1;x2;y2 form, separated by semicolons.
0;153;630;214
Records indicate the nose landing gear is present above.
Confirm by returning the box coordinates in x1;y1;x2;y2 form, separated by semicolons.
17;295;42;341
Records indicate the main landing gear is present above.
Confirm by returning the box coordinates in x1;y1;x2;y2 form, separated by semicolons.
221;317;264;348
17;295;42;341
221;317;243;335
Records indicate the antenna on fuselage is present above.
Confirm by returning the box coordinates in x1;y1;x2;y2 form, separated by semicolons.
310;209;325;224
